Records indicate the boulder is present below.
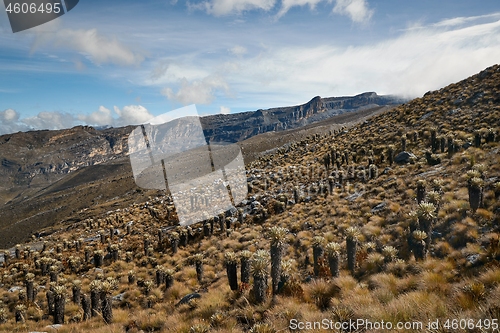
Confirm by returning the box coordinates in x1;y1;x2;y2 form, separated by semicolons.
394;151;416;164
176;293;201;306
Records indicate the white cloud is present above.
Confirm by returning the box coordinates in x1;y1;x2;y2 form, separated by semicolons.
220;106;231;114
0;109;30;135
78;106;114;126
113;105;154;126
333;0;373;24
32;28;145;66
190;0;372;23
433;13;500;28
277;0;324;18
191;0;277;16
0;105;156;135
0;109;20;123
161;75;230;105
151;60;171;81
22;111;76;131
229;45;248;56
200;14;500;103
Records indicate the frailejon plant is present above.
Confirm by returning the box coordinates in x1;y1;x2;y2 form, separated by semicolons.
101;279;117;324
46;288;55;317
15;304;25;323
94;250;104;268
325;242;341;278
382;246;398;264
240;250;252;284
165;269;175;290
416;180;426;205
90;280;102;317
224;251;238;291
268;226;288;294
412;230;427;261
468;177;484;213
311;236;326;277
345;227;360;275
192;253;204;284
369;164;378;179
128;270;136;285
430;127;438;153
25;272;35;302
53;285;66;325
494;182;500;199
72;280;81;305
251;250;270;304
417;202;436;248
170;232;180;254
387;145;394;165
155;265;166;287
280;259;295;291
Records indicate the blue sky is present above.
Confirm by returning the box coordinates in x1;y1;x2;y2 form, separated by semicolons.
0;0;499;134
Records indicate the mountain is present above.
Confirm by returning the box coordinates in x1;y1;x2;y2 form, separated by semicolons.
0;65;498;332
0;93;402;248
200;92;403;142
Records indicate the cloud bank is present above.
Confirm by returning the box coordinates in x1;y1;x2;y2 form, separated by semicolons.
0;105;154;135
155;13;500;108
189;0;373;23
31;27;145;66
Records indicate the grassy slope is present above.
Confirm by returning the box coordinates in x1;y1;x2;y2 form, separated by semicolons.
0;65;499;332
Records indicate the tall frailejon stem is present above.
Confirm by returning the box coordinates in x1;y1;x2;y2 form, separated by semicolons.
192;253;204;284
251;250;269;304
416;180;426;204
224;252;239;291
72;280;81;305
15;304;25;323
25;273;35;302
268;226;288;294
155;266;166;287
93;250;103;268
345;227;360;275
170;232;179;254
413;231;427;260
325;242;341;278
90;280;102;317
101;279;117;324
165;269;175;290
240;250;252;284
311;236;326;277
468;177;484;213
53;285;66;325
81;294;91;321
417;202;436;248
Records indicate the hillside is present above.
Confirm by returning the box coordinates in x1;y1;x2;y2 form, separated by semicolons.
0;65;499;332
0;96;396;249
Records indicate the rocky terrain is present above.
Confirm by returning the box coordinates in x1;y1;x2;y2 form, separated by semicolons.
0;93;399;249
0;65;499;332
200;93;402;143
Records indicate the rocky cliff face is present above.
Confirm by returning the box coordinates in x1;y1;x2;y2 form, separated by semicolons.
200;92;403;143
0;126;132;191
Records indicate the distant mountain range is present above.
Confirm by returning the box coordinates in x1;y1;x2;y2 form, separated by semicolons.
0;92;404;247
200;92;404;143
